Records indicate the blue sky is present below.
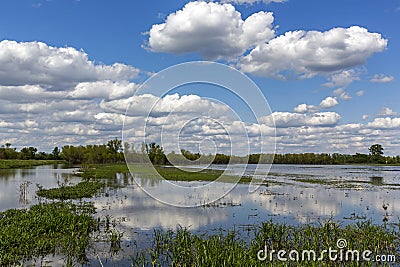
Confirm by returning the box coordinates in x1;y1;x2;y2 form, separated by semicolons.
0;0;399;155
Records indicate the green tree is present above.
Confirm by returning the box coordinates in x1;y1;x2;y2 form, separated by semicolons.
20;147;37;160
146;143;167;165
107;139;122;163
60;145;84;164
51;147;61;160
369;144;384;163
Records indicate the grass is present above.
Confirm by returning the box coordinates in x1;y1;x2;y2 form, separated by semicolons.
0;159;64;169
37;181;106;200
131;220;399;266
79;163;256;184
0;202;97;266
78;163;129;179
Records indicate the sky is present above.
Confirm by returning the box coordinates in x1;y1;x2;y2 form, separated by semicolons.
0;0;399;155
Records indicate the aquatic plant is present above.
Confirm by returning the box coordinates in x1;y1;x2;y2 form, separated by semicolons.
0;202;97;266
36;181;105;200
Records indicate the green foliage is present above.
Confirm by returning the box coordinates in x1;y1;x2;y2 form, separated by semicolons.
131;221;399;266
37;181;105;200
107;138;123;163
0;159;62;169
146;142;167;165
20;147;37;160
0;202;97;266
369;144;384;156
78;163;129;179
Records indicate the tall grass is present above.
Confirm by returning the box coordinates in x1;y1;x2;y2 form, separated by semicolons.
130;221;399;266
0;202;97;266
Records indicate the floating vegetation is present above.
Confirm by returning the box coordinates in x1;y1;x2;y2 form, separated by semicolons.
0;202;97;266
201;200;242;208
130;221;399;266
37;181;105;200
293;177;400;189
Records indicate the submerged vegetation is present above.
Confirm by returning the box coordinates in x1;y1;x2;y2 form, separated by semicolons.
37;181;105;200
131;220;399;266
0;202;97;266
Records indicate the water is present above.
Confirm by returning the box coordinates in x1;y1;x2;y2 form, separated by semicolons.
1;164;399;265
0;164;80;211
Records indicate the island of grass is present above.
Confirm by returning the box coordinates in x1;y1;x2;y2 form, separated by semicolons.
78;163;259;184
0;202;97;266
37;181;105;200
0;159;64;169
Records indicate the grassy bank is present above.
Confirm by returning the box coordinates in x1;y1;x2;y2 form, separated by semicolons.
132;221;399;266
0;159;64;169
0;202;97;266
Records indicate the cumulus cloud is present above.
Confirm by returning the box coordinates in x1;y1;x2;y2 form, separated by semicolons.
370;74;394;83
356;90;365;97
324;69;360;88
377;107;398;117
293;104;318;113
238;26;387;78
146;1;275;59
1;39;398;155
320;97;338;109
367;117;400;129
220;0;286;4
260;112;341;128
68;80;139;100
333;88;352;100
0;40;139;88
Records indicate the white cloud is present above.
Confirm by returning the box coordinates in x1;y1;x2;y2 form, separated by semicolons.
293;104;308;113
1;39;399;155
320;97;338;109
293;104;318;113
324;69;360;88
146;1;275;59
261;112;341;128
238;26;387;78
377;107;398;117
362;115;369;120
370;74;394;83
0;40;139;88
68;80;139;100
356;90;365;97
367;117;400;129
333;88;352;100
220;0;286;4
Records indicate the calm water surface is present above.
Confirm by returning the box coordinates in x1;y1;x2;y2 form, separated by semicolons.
1;164;399;265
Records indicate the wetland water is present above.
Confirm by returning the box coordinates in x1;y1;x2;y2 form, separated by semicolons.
0;164;399;265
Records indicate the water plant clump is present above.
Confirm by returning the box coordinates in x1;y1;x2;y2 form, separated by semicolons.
0;202;97;266
36;181;105;200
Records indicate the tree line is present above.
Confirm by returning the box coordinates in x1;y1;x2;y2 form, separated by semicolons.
1;141;398;165
0;139;124;164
